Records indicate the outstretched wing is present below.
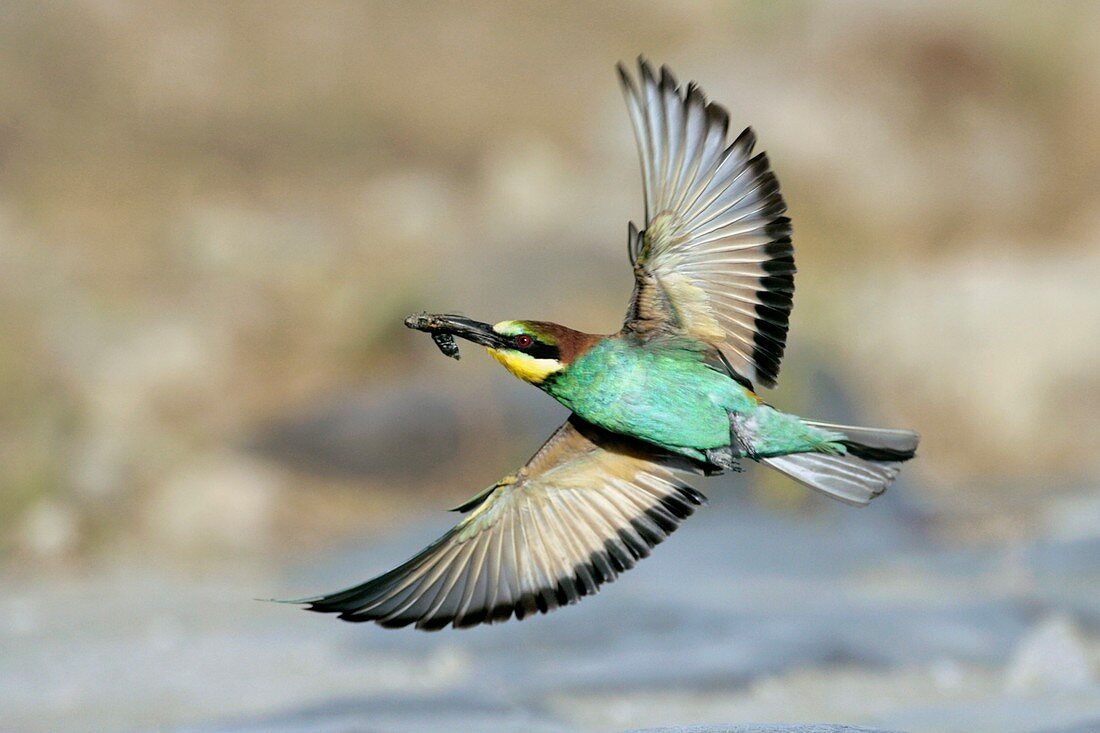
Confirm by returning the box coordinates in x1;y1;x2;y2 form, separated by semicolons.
618;59;795;388
300;416;705;630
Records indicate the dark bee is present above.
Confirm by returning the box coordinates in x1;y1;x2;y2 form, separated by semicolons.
405;312;466;360
431;331;460;359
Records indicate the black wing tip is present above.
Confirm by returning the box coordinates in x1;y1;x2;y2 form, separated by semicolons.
622;60;774;201
674;482;708;507
705;98;731;135
840;442;918;463
659;64;678;91
324;570;596;631
267;593;369;615
616;61;637;93
299;484;708;632
303;597;356;615
635;58;715;129
762;258;796;278
757;289;793;308
732;125;757;152
259;595;320;605
450;483;501;513
299;562;590;631
614;56;649;79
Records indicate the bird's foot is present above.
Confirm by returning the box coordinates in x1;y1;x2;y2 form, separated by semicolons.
703;447;741;475
728;412;760;460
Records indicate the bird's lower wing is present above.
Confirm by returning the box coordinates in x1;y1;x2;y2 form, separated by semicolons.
298;416;706;630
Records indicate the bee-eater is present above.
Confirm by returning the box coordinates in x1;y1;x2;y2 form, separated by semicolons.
294;60;919;630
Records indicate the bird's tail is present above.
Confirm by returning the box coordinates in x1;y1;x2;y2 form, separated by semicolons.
760;421;919;506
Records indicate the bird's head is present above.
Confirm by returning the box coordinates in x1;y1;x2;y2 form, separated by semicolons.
405;314;600;386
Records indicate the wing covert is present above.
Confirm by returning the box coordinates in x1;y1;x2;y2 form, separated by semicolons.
618;59;796;388
299;416;705;630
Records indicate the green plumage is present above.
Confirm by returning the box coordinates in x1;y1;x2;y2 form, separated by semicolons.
297;61;922;632
544;337;844;463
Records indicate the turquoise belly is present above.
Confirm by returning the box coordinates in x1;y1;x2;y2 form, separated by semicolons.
544;339;753;455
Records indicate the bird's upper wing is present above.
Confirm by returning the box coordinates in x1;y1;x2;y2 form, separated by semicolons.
301;416;705;630
618;59;795;388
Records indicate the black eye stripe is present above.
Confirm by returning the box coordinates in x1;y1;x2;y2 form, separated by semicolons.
514;337;560;360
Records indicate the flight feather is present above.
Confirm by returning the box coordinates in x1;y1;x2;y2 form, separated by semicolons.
300;416;705;630
618;59;796;388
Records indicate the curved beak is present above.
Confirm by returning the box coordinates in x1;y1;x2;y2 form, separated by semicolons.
404;313;503;348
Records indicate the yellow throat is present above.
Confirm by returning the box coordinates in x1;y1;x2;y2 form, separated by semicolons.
487;348;562;384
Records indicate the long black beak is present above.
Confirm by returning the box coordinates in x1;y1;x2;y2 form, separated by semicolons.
404;313;502;348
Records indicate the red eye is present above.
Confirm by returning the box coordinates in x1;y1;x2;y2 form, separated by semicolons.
514;334;533;348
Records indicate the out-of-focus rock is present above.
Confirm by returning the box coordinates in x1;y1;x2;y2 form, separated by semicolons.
16;499;80;558
358;169;463;246
1005;614;1094;693
1046;493;1100;542
144;456;283;551
248;376;565;486
481;133;574;239
249;384;466;482
841;248;1100;493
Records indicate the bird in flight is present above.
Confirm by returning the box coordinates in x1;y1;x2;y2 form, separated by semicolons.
292;59;919;630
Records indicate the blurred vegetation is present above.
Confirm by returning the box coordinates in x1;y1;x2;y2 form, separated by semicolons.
1;1;1098;562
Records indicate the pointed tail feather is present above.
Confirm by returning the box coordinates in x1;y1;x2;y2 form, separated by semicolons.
763;421;919;506
806;420;920;460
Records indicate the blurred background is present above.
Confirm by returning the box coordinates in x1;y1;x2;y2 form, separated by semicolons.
2;2;1099;732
